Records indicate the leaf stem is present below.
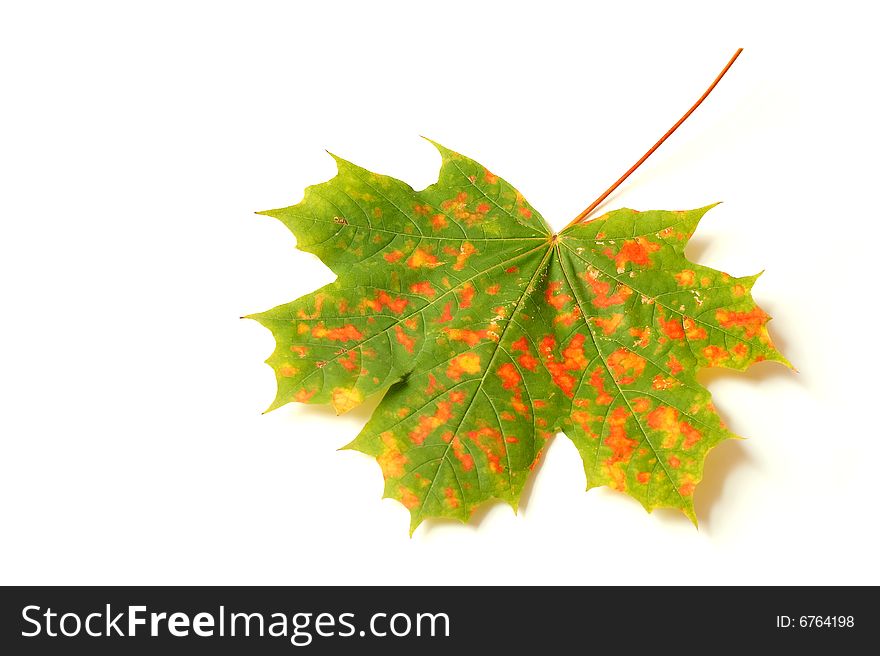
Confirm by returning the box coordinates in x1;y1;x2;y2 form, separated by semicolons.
562;48;743;231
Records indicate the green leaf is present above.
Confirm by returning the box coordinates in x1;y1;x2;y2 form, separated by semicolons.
248;143;789;532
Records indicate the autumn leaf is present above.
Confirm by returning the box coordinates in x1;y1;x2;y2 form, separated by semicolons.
247;51;789;531
248;137;788;531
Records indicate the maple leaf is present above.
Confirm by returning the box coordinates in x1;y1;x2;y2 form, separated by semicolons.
249;140;788;530
248;51;790;531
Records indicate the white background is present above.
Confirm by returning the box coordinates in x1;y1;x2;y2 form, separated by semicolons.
2;1;878;585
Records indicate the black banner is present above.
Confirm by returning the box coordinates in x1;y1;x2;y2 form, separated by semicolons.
0;586;871;653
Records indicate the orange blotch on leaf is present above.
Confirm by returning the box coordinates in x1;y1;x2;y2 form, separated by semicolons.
445;327;495;346
589;368;613;405
715;308;769;339
497;362;521;390
660;317;685;341
383;250;403;263
611;236;661;271
437;302;453;324
331;387;362;413
409;281;436;298
447;353;482;380
293;388;317;403
409;401;453;445
407;248;441;269
666;354;684;375
444;487;460;509
339;351;359;372
582;270;633;308
678;477;696;496
377;431;407;479
681;422;702;449
451;435;474;471
652;374;680;390
518;353;538;372
545;281;573;309
702;345;730;366
278;363;299;377
675;269;696;287
637;472;651;484
400;487;420;509
458;283;476;308
312;323;364;342
607;348;646;384
467;427;505;474
603;407;637;490
592;313;624;335
394;325;415;353
683;317;707;340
